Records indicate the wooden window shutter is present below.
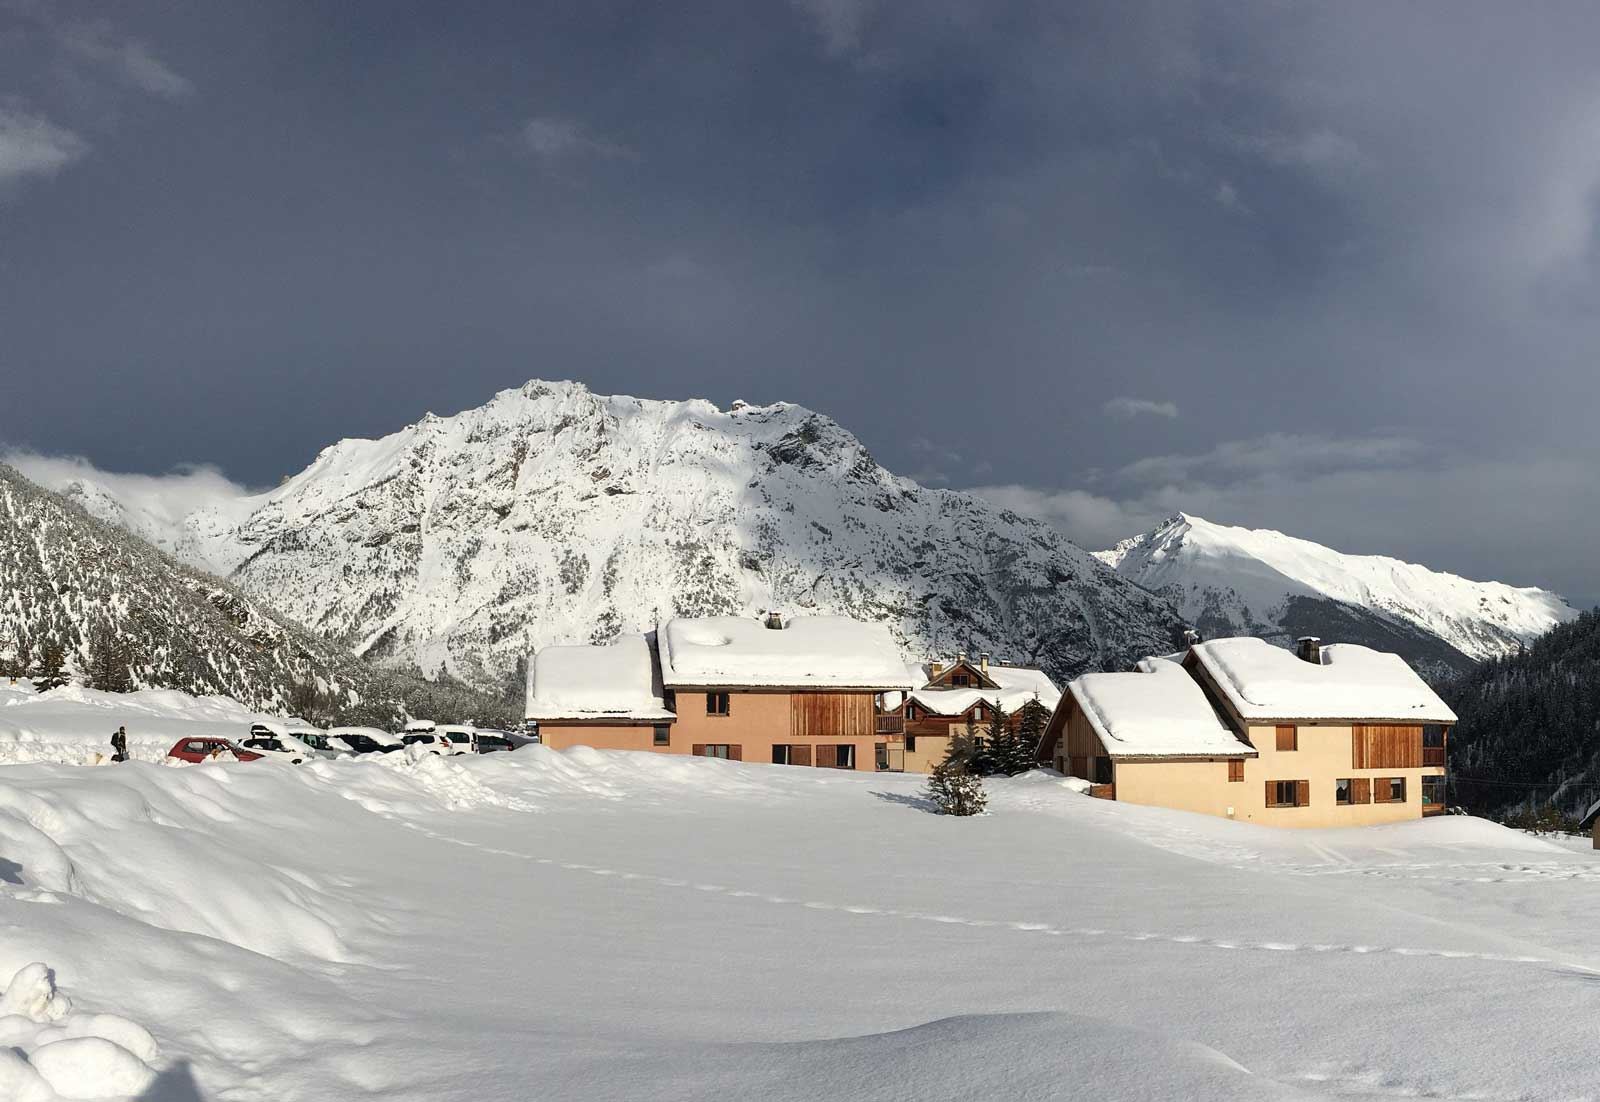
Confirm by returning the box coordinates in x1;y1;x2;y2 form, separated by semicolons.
1228;759;1244;782
1265;780;1277;806
692;744;705;757
1352;778;1370;804
728;745;742;761
793;744;811;767
1276;725;1297;751
1296;780;1310;807
816;744;836;769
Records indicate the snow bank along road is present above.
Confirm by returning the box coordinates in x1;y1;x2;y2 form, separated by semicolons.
2;748;1598;1100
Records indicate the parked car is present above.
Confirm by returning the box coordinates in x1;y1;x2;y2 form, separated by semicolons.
240;734;310;764
437;725;478;755
168;737;263;763
286;729;344;758
401;732;450;755
475;731;513;753
328;726;403;754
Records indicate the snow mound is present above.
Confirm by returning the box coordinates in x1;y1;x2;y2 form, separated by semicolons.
0;963;159;1101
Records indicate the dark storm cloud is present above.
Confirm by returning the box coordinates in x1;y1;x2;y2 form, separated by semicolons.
3;1;1600;603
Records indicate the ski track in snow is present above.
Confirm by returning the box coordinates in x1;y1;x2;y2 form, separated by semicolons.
394;816;1600;979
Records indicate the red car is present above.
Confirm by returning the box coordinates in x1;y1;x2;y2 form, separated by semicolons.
166;737;264;763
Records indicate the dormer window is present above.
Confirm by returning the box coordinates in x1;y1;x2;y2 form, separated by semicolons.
952;673;970;687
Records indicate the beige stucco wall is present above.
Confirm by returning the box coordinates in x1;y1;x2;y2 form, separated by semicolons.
1112;722;1444;828
539;724;666;753
902;728;955;774
663;690;881;771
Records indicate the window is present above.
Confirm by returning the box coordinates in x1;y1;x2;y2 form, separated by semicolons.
1422;725;1446;747
653;725;670;747
835;744;856;769
1276;725;1298;751
701;744;731;759
1421;774;1446;808
1375;777;1407;803
952;673;970;687
905;735;917;753
1093;756;1113;785
1267;780;1308;808
1228;759;1244;783
972;704;985;722
1336;778;1352;805
772;745;790;765
706;691;730;716
875;743;889;771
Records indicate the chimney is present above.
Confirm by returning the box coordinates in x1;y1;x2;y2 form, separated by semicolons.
956;651;967;665
1295;636;1322;664
1182;628;1200;648
979;652;990;674
929;660;944;679
764;610;786;630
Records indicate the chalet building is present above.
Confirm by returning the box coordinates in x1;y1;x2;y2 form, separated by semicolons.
1040;636;1455;827
528;613;915;771
901;653;1061;773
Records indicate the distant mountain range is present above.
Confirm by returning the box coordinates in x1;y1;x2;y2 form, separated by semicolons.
16;382;1577;694
32;381;1181;690
1095;513;1577;679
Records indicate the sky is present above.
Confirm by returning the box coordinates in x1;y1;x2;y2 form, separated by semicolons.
3;1;1600;606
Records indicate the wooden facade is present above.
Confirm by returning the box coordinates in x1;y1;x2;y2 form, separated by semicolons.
790;692;876;738
1352;725;1423;769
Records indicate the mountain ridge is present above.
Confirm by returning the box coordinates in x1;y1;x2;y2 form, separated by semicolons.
1096;512;1576;676
32;380;1184;689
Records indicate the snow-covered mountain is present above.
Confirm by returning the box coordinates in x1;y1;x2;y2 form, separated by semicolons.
34;381;1182;690
0;464;384;713
1096;513;1576;675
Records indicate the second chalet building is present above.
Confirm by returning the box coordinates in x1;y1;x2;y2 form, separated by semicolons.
1040;636;1456;827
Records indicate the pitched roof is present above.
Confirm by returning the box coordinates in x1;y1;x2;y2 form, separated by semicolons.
1187;637;1458;724
657;615;915;690
910;663;1062;716
525;633;675;721
1067;658;1255;759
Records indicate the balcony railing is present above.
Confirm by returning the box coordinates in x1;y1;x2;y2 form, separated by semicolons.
875;714;905;734
1423;747;1446;767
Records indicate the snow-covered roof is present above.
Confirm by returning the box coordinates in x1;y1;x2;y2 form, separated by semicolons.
1187;637;1458;724
1067;658;1255;759
910;663;1061;716
525;633;675;721
658;615;915;690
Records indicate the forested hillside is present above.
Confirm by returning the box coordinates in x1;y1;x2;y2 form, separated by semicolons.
1447;608;1600;816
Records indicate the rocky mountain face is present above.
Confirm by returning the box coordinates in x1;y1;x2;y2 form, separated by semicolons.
43;381;1184;690
0;465;388;713
1097;513;1577;680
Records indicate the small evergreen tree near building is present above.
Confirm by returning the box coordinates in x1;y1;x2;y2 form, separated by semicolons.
984;704;1012;776
926;759;987;816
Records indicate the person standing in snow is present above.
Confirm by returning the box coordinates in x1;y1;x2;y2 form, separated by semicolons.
110;726;128;763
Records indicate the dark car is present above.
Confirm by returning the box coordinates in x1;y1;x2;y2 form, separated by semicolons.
167;737;263;763
476;733;514;753
333;733;397;754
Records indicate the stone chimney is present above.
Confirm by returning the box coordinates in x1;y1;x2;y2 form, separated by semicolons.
1182;628;1200;648
929;660;944;679
979;652;990;674
764;610;786;630
1295;636;1322;664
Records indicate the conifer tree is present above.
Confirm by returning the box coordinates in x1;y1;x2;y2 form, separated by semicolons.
85;624;135;693
34;639;69;692
984;704;1011;776
926;758;987;816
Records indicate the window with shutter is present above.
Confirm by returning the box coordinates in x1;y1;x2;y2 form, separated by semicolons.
1296;779;1310;807
793;744;812;767
1351;777;1371;804
1228;759;1244;782
728;745;742;761
1276;725;1298;751
815;744;836;768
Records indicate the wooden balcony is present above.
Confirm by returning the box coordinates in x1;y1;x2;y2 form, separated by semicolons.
1423;747;1446;767
875;714;905;734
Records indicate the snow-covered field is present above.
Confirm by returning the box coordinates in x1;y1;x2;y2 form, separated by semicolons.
3;685;1598;1100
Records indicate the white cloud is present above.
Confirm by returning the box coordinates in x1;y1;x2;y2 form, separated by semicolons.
1116;432;1423;484
56;20;195;101
517;117;634;163
1103;396;1179;420
791;0;876;57
965;483;1159;552
0;107;88;186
